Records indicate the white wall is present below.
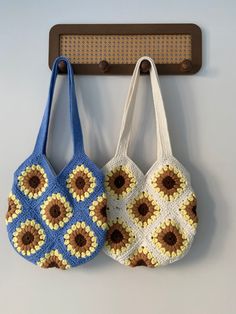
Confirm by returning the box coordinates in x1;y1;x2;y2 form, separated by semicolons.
0;1;235;313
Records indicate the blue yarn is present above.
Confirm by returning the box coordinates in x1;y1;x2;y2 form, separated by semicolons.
6;57;107;269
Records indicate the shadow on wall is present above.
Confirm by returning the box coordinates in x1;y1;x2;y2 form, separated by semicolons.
162;77;224;269
163;26;228;268
75;75;120;167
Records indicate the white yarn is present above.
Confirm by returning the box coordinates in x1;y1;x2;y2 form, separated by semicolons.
103;56;197;267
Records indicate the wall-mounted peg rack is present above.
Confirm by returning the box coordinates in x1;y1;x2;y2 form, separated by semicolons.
49;24;202;75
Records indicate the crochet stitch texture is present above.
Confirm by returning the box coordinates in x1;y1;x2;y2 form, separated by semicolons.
103;56;198;268
6;57;107;269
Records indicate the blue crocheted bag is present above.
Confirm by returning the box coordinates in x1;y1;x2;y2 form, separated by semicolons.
6;57;107;269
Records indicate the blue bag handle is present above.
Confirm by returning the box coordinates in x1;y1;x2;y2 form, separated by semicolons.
33;56;84;156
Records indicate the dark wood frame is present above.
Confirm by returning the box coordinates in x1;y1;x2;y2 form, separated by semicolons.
49;24;202;75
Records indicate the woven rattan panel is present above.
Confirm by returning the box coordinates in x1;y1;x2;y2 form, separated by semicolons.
60;34;192;65
49;24;202;74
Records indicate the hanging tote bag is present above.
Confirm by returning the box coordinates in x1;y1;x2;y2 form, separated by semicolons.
103;56;198;268
6;57;107;269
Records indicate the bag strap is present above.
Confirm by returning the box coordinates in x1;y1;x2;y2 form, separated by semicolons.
115;56;172;159
33;56;84;156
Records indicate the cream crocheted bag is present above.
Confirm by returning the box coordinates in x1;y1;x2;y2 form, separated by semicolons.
103;56;198;268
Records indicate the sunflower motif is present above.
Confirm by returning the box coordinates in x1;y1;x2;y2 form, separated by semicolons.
152;220;188;258
37;250;70;270
18;165;48;199
127;192;160;228
66;165;96;202
105;166;136;200
12;220;46;256
125;247;158;268
151;165;186;201
40;193;73;230
64;222;97;258
105;219;134;255
6;193;22;224
180;194;198;228
89;193;107;230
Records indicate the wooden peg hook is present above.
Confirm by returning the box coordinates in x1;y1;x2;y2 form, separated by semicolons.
98;60;110;73
58;60;67;73
140;60;151;73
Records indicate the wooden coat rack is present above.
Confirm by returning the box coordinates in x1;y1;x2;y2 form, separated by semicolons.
49;24;202;75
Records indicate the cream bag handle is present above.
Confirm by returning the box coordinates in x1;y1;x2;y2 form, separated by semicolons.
115;56;172;159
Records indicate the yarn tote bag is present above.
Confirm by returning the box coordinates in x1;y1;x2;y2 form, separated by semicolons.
6;57;107;269
103;56;198;268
